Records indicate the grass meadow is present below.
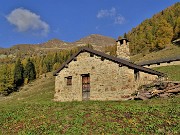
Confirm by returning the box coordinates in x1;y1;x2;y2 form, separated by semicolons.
153;65;180;81
0;69;180;134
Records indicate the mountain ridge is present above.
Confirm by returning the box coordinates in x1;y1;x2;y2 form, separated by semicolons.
1;34;116;49
0;34;116;57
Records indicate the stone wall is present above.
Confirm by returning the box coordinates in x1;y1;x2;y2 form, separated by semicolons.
54;52;159;102
116;40;130;60
135;72;158;88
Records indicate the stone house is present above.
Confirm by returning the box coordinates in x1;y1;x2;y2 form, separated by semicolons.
53;38;164;102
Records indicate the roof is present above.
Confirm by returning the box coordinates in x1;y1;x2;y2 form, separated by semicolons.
53;47;164;76
116;38;130;42
138;55;180;66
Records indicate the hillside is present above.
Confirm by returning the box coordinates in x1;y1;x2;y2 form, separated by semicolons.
0;72;180;134
131;45;180;63
127;2;180;55
0;34;116;59
74;34;116;50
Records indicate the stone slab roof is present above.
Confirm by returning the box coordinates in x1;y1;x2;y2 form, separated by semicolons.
138;55;180;66
53;47;164;76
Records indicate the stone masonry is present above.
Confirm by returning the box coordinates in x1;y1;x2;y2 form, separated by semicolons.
116;38;130;60
54;38;162;102
54;52;158;102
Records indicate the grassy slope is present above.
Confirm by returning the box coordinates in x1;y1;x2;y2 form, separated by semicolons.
0;73;180;134
153;65;180;81
131;45;180;63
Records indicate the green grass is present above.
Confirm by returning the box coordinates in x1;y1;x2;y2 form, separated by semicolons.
131;45;180;63
153;65;180;81
0;72;180;134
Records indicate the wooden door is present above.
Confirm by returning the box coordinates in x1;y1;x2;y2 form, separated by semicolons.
82;74;90;100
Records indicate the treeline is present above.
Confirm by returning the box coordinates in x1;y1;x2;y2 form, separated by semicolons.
0;48;78;95
104;44;117;57
127;2;180;55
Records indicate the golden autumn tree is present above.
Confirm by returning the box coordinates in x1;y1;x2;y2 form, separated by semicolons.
156;19;173;49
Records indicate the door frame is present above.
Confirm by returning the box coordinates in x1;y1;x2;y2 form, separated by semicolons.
81;73;90;101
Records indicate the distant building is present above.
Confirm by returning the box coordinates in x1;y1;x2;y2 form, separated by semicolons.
53;38;164;102
138;55;180;68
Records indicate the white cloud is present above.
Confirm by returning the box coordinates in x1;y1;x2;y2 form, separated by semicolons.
6;8;50;36
114;15;125;24
97;7;116;18
97;7;125;25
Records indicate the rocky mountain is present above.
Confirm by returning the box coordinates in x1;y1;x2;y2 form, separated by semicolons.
74;34;116;51
38;38;70;48
74;34;116;46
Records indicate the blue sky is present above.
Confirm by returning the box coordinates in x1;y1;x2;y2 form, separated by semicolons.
0;0;179;48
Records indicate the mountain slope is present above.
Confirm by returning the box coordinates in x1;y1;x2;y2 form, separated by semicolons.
131;45;180;62
74;34;116;46
0;34;116;58
127;2;180;55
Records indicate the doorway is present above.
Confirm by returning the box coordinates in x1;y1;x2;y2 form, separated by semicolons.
82;74;90;100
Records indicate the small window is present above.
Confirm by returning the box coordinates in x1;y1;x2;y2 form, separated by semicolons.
134;70;140;81
66;76;72;86
90;53;94;57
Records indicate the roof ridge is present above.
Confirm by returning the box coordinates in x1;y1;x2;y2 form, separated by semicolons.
53;47;164;76
138;55;180;66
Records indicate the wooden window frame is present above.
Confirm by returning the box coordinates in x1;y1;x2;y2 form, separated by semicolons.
66;76;72;86
90;53;94;57
134;70;140;81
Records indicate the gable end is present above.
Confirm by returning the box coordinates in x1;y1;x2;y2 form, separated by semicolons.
53;47;164;76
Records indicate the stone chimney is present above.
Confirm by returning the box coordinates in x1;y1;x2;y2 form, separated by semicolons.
116;37;130;60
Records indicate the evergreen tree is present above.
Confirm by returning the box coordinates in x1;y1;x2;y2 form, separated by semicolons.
14;59;24;87
24;59;36;82
124;33;127;39
86;44;93;49
53;52;59;64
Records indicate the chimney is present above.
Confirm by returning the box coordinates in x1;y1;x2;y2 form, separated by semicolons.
116;37;130;60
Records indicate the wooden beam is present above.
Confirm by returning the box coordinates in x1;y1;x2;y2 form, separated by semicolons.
119;64;123;67
90;53;94;57
101;57;105;61
65;64;68;68
73;57;77;61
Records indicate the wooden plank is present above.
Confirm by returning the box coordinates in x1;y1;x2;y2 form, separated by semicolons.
165;84;180;91
166;88;180;93
134;95;148;100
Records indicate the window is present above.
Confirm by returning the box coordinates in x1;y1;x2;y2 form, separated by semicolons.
90;53;94;57
134;70;140;81
66;76;72;86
